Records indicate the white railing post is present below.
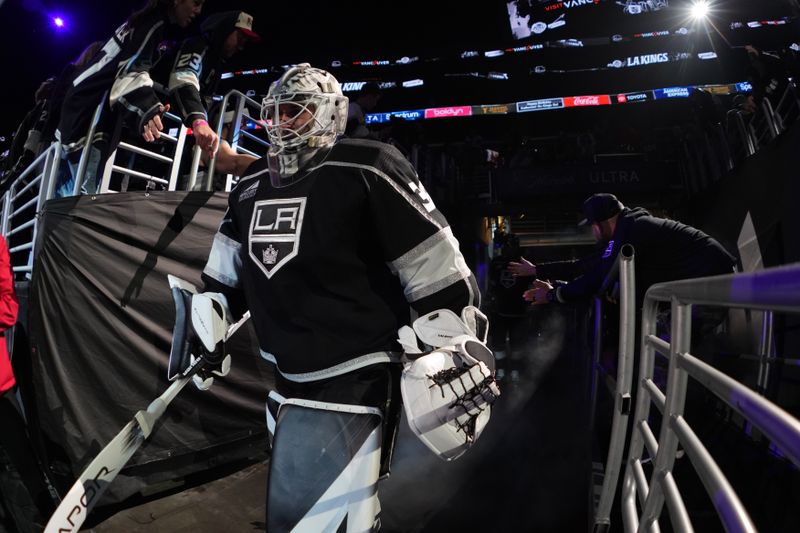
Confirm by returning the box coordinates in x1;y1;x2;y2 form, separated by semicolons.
593;245;636;532
72;93;107;196
167;124;188;191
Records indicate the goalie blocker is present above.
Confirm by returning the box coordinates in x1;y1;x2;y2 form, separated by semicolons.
168;275;232;390
397;306;500;461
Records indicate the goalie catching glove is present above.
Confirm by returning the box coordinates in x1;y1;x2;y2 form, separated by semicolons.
397;306;500;461
168;275;232;390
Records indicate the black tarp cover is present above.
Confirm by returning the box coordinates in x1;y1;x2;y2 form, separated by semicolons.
28;191;273;503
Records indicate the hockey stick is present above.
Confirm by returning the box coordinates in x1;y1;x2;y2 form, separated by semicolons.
44;311;251;533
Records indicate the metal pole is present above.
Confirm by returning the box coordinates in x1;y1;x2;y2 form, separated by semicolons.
638;299;692;531
73;94;107;196
42;142;62;201
734;112;756;157
167;125;188;191
594;246;636;530
760;98;783;138
1;191;11;237
755;310;774;395
206;92;233;188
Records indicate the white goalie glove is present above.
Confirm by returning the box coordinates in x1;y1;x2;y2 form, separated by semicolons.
397;306;500;461
168;275;232;391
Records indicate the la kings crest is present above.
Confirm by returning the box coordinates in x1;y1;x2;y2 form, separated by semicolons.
249;198;306;278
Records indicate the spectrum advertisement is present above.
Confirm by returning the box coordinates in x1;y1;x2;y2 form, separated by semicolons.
366;109;426;124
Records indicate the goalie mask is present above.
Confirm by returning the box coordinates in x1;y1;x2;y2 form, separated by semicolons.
261;63;348;187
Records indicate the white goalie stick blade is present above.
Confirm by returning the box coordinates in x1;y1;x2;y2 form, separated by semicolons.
44;310;251;533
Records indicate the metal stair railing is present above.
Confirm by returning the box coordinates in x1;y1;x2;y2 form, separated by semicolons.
773;81;799;134
188;90;267;192
0;88;267;267
98;110;188;194
590;244;636;533
1;142;61;274
620;263;800;533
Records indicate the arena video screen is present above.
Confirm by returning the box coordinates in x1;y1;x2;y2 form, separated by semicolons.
506;0;797;43
506;0;671;41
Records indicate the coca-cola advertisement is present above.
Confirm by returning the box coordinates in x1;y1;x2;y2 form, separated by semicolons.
564;94;612;107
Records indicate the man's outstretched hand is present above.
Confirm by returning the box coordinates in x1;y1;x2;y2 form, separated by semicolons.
508;257;537;277
523;279;553;305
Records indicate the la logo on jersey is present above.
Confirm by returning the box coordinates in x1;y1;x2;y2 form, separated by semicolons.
249;198;306;278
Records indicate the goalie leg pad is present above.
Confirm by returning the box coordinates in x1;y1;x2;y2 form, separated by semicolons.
267;399;383;533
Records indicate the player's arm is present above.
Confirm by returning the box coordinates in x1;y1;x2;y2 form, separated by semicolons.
366;144;479;317
205;140;257;177
167;38;218;156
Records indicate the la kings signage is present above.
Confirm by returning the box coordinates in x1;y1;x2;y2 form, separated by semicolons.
249;198;307;278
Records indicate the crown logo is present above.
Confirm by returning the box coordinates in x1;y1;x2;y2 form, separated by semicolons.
263;245;279;265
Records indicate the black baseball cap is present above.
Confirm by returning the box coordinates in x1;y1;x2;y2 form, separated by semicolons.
579;193;624;225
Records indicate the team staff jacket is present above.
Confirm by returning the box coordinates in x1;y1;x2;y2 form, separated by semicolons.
553;207;737;305
57;7;172;154
202;139;480;382
0;236;19;394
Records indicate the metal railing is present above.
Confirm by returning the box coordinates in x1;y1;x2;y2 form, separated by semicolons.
590;244;636;533
0;88;268;267
685;81;798;193
773;82;799;131
98;111;188;193
1;142;61;274
620;263;800;532
191;90;268;192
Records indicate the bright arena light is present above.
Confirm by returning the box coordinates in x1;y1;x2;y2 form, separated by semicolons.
690;1;710;20
52;15;66;28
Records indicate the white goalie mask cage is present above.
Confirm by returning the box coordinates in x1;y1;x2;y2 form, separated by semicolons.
261;63;348;186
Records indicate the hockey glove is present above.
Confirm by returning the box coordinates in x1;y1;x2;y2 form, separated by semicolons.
168;275;232;390
397;306;499;461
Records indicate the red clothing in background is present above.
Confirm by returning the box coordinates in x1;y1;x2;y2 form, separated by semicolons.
0;235;19;393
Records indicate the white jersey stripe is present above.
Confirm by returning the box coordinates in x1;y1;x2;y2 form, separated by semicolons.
203;232;242;288
389;227;472;303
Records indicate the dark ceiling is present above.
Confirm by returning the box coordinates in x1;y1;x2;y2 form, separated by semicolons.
0;0;797;136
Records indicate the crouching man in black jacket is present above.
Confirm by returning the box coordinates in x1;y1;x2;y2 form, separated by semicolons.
513;193;736;313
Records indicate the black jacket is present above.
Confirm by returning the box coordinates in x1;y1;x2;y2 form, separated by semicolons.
57;7;173;154
556;207;736;305
487;255;528;317
151;12;239;127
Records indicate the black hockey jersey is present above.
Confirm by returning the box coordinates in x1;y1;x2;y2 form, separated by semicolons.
150;34;220;127
202;139;480;382
487;257;528;318
57;7;171;153
150;12;235;128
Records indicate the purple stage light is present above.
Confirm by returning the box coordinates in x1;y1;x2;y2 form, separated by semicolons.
53;16;65;28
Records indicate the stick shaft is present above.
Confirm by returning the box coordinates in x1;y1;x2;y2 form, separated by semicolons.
44;311;251;532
